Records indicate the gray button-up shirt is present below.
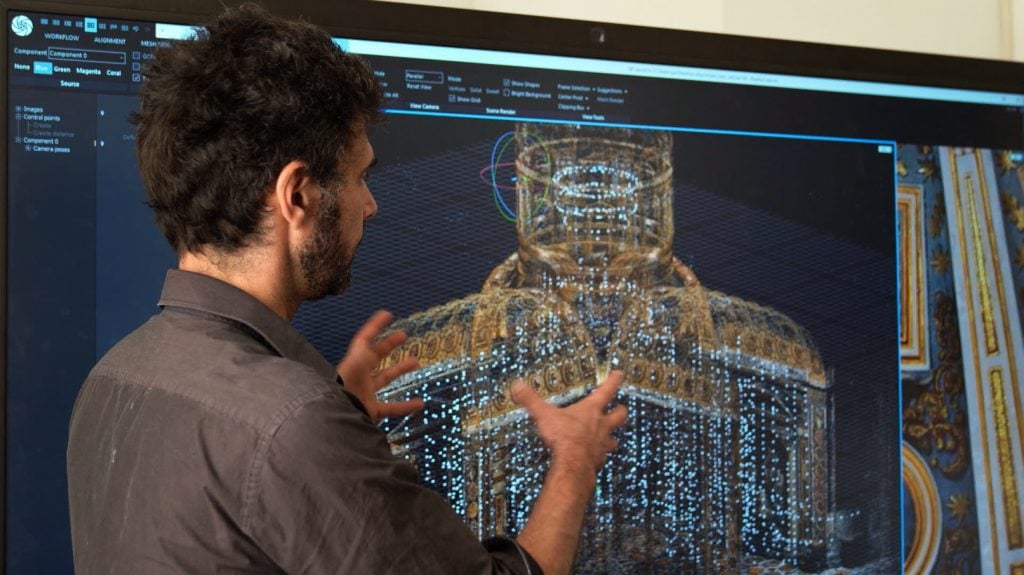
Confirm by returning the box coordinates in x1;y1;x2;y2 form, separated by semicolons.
67;269;540;574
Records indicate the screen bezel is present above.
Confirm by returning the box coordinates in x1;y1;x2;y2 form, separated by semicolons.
4;0;1024;571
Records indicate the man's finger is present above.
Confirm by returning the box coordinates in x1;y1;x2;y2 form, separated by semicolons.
605;404;628;429
376;398;425;419
352;310;393;343
372;329;407;356
603;436;619;453
375;357;420;390
511;381;551;417
586;370;624;406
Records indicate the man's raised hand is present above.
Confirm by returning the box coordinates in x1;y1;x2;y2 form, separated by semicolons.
337;310;424;421
512;370;628;477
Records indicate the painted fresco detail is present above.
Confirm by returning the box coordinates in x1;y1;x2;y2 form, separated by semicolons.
900;144;982;575
901;145;1024;575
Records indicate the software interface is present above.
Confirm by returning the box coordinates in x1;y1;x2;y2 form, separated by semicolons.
8;10;1024;574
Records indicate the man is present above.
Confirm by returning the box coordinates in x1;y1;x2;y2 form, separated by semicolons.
66;5;626;575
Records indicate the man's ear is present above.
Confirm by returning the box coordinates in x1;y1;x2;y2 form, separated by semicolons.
272;160;317;230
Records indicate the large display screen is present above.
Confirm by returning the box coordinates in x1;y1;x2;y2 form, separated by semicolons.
6;5;1024;574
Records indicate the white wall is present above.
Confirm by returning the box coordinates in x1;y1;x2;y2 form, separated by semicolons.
377;0;1024;62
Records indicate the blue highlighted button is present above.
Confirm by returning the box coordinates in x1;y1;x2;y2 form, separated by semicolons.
33;61;53;75
84;18;97;33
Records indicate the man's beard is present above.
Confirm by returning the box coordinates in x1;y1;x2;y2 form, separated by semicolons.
299;188;354;300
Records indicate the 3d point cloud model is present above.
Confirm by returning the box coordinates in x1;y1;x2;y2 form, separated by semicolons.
378;123;833;574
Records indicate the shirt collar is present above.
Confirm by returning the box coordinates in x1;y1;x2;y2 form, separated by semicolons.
157;269;337;382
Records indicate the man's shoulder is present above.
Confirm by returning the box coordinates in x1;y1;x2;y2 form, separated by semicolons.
68;312;372;575
84;310;340;432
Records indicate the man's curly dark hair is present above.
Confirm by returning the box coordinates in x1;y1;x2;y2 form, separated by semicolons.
133;4;383;254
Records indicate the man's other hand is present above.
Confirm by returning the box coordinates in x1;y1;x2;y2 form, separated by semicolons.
512;370;628;478
337;310;424;421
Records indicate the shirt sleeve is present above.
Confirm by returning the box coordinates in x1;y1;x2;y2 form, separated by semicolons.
243;390;542;575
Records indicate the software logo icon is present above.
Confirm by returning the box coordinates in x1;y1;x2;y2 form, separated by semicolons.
11;15;33;37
